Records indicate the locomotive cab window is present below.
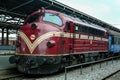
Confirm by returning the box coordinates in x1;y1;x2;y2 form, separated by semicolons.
43;13;62;26
24;13;40;25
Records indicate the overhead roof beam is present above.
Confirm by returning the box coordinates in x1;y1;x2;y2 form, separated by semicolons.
9;0;34;11
0;9;26;18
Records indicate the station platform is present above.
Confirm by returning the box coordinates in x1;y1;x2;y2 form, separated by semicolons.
0;50;16;70
0;46;15;51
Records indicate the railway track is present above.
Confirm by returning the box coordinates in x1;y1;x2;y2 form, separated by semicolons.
102;70;120;80
24;57;120;80
0;68;24;80
0;74;24;80
0;57;119;80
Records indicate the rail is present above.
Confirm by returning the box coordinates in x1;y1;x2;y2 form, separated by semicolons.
65;55;120;80
0;67;23;80
102;70;120;80
0;74;24;80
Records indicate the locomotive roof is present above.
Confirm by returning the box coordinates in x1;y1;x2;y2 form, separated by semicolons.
25;9;106;32
61;12;106;32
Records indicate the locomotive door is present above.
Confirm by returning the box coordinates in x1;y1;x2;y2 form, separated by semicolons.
65;21;75;54
69;22;75;54
65;21;75;65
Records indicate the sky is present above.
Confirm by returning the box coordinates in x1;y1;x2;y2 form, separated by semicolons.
56;0;120;29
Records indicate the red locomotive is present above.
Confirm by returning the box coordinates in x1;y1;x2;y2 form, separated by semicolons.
9;8;108;74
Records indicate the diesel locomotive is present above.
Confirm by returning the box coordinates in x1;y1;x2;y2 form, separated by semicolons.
9;8;120;74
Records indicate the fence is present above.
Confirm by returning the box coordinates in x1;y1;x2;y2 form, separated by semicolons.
65;55;120;80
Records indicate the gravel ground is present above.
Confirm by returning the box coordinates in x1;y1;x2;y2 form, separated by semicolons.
34;59;120;80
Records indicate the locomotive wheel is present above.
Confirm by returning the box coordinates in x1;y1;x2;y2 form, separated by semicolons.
80;54;85;63
77;54;85;63
60;57;67;69
99;53;105;59
68;55;72;66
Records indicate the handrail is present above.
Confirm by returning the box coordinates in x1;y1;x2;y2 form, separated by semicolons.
65;55;120;80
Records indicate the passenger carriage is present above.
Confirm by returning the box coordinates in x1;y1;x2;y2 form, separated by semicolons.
108;30;120;55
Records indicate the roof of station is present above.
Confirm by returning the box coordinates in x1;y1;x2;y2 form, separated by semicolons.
0;0;120;32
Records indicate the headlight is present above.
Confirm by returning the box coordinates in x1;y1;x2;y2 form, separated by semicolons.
47;40;56;48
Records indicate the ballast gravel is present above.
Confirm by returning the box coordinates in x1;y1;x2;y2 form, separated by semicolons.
36;59;120;80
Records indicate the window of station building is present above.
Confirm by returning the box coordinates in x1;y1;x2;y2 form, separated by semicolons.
43;13;62;26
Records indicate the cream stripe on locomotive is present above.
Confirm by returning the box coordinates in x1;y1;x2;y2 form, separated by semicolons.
80;34;88;39
18;31;108;54
102;38;108;41
94;37;101;41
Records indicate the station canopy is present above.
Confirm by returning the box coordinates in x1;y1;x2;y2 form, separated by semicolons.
0;0;120;32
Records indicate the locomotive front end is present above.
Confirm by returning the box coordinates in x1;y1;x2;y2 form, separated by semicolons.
9;10;64;74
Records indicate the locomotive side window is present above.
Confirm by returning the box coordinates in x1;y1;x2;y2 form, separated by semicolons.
66;22;70;30
111;36;114;44
118;38;120;44
112;36;120;44
24;13;40;25
82;26;87;34
75;25;104;37
114;37;117;44
75;26;79;31
43;13;62;26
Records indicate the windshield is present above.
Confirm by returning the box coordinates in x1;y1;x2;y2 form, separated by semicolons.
43;13;62;26
24;13;40;25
